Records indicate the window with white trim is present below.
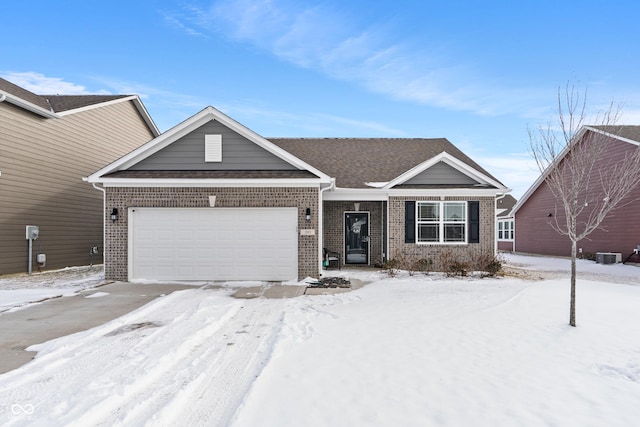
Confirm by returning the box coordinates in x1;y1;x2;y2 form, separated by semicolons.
498;219;514;241
417;201;467;243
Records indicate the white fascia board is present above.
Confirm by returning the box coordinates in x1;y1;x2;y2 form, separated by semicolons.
388;188;510;197
584;125;640;146
58;95;160;137
0;90;59;118
384;152;508;190
512;126;590;216
323;185;511;201
97;178;324;188
86;106;330;182
206;106;331;181
86;108;217;181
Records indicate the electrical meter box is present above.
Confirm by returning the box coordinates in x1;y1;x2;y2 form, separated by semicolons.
26;225;39;240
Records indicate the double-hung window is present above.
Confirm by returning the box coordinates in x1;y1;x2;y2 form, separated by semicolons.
498;219;514;241
417;201;467;243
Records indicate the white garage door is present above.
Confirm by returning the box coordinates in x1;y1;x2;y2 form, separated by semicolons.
129;207;298;281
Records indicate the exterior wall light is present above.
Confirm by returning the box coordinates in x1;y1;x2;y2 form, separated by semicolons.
110;208;119;222
305;208;311;221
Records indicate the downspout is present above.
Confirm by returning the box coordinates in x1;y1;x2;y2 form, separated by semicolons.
386;194;390;263
318;178;336;276
381;200;385;263
0;93;6;103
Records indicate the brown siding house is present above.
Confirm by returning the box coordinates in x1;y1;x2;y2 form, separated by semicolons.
513;126;640;261
0;78;158;275
87;106;510;282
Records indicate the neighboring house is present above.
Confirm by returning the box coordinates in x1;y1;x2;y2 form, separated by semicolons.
0;78;159;275
496;194;517;252
512;125;640;261
86;106;510;282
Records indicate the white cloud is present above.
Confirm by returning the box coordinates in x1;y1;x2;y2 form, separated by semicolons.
218;102;406;136
167;0;550;118
0;71;107;95
476;153;540;199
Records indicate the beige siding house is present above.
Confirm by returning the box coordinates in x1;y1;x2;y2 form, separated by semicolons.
0;78;158;275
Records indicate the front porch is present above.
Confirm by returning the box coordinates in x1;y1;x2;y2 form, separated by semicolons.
322;201;387;268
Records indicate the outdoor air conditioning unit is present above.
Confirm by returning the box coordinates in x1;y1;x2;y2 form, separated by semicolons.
596;252;622;264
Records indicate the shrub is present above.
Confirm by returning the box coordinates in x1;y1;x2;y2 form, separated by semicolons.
413;258;433;275
439;250;469;277
471;252;504;277
382;258;401;277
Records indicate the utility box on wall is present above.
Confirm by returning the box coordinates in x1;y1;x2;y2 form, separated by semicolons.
26;225;39;240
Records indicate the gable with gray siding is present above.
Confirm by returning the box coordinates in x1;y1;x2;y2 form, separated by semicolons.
130;120;298;171
402;161;479;185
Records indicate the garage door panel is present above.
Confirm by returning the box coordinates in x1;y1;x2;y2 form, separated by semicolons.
130;207;298;281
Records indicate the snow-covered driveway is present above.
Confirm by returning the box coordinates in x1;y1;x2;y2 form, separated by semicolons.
0;289;287;426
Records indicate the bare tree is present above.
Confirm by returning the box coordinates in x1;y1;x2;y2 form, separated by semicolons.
529;84;640;327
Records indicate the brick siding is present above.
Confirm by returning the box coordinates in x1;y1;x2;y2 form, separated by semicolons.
323;201;386;267
388;196;495;270
105;186;319;281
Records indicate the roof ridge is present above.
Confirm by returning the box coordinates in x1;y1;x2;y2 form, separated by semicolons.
266;137;448;140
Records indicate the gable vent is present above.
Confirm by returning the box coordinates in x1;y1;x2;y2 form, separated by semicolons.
205;134;222;162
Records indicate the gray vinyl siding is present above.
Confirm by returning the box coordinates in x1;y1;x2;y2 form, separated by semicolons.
0;100;155;275
403;162;478;185
130;120;298;171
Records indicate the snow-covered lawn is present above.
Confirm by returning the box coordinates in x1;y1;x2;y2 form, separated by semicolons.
1;255;639;426
0;266;105;313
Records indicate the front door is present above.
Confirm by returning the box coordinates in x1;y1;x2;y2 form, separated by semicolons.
345;212;369;264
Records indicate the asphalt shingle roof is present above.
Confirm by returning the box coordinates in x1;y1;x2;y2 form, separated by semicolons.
0;77;51;111
43;95;130;112
269;137;502;188
0;77;131;113
591;125;640;143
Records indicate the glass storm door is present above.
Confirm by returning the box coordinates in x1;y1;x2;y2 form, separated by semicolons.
345;212;369;264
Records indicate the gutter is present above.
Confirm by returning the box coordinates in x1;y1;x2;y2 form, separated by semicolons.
91;183;107;259
0;90;60;118
317;178;336;276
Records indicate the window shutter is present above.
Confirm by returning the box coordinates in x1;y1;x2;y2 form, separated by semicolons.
405;201;416;243
468;201;479;243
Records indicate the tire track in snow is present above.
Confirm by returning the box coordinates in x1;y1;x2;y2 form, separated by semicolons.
150;298;286;426
0;290;287;427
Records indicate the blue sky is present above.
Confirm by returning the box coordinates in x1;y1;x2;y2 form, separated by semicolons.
3;0;639;197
